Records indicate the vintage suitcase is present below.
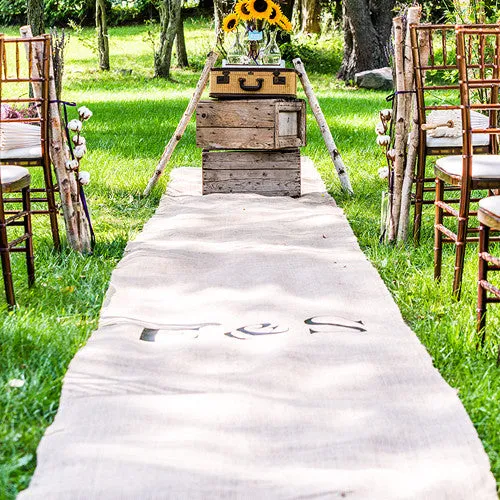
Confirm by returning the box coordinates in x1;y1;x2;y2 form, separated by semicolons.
209;68;297;98
202;150;301;197
196;99;306;150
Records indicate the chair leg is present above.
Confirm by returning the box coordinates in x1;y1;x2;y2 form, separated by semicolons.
22;187;35;286
453;195;472;299
0;224;15;307
477;223;489;345
434;178;444;281
413;150;426;245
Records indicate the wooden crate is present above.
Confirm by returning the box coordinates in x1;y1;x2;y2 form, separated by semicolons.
196;99;306;150
209;68;297;98
202;150;301;197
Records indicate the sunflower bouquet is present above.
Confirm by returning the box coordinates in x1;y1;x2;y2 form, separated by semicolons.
221;0;292;65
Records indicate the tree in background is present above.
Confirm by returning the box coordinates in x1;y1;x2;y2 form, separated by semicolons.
294;0;321;34
213;0;232;45
154;0;181;78
96;0;110;70
27;0;45;36
337;0;395;82
176;13;189;68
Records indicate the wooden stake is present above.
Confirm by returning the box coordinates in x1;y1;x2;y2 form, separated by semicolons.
143;51;218;196
20;25;91;253
293;57;354;195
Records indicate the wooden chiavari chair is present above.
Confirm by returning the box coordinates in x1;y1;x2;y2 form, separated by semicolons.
0;34;60;250
410;24;495;245
434;25;500;298
477;195;500;359
0;164;35;307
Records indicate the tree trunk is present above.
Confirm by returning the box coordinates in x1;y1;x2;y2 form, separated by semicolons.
279;0;296;43
301;0;321;34
176;13;189;68
27;0;44;36
96;0;110;71
155;0;181;79
337;0;395;82
213;0;232;45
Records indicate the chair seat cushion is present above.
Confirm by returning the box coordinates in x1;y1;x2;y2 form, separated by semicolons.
0;146;42;160
426;133;490;148
1;165;31;192
435;155;500;181
479;196;500;229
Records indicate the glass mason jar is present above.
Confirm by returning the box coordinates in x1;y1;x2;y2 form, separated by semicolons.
227;31;246;65
247;29;264;64
261;30;281;65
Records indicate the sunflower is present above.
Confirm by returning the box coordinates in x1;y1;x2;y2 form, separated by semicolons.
234;0;252;21
267;2;282;24
277;14;292;32
222;13;240;32
246;0;273;20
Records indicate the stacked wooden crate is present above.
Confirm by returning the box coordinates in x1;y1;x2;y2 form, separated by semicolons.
196;69;306;197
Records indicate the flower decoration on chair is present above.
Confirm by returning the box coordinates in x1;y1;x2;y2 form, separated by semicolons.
65;106;92;187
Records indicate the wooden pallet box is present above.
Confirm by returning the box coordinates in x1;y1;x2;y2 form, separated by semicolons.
209;68;297;98
202;150;301;197
196;99;306;150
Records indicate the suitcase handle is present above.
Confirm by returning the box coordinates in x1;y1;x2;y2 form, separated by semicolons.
238;78;264;91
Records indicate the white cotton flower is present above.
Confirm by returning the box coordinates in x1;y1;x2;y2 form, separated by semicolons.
78;171;90;185
378;166;389;179
78;106;93;121
67;119;82;132
65;159;79;171
380;108;392;121
376;135;391;147
73;145;87;159
72;135;86;146
8;378;25;388
386;148;396;162
375;122;386;135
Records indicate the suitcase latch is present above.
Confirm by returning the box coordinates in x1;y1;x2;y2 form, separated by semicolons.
273;71;286;85
217;70;230;84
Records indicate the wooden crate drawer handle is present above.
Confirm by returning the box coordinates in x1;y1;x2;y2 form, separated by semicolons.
238;77;264;91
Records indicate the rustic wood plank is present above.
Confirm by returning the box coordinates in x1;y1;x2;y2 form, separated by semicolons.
203;178;301;197
197;127;277;149
202;150;300;169
196;100;275;128
203;169;300;182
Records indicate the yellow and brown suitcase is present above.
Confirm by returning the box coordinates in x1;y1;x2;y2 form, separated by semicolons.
209;68;297;99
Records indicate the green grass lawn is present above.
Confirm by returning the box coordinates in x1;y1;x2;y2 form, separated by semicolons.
0;19;499;498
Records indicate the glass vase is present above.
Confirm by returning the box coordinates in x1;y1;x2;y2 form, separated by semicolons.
227;31;246;65
261;30;281;65
247;30;263;65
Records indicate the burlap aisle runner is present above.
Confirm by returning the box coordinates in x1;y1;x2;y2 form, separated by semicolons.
20;160;497;499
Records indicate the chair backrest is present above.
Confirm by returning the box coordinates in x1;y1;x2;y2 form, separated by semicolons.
0;34;51;164
410;23;498;152
456;25;500;181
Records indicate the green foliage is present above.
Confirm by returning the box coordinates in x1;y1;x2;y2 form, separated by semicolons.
0;0;26;26
280;32;343;74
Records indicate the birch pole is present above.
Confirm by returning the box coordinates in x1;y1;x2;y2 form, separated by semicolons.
143;50;218;196
20;26;91;253
388;17;407;241
397;6;422;241
293;57;354;195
